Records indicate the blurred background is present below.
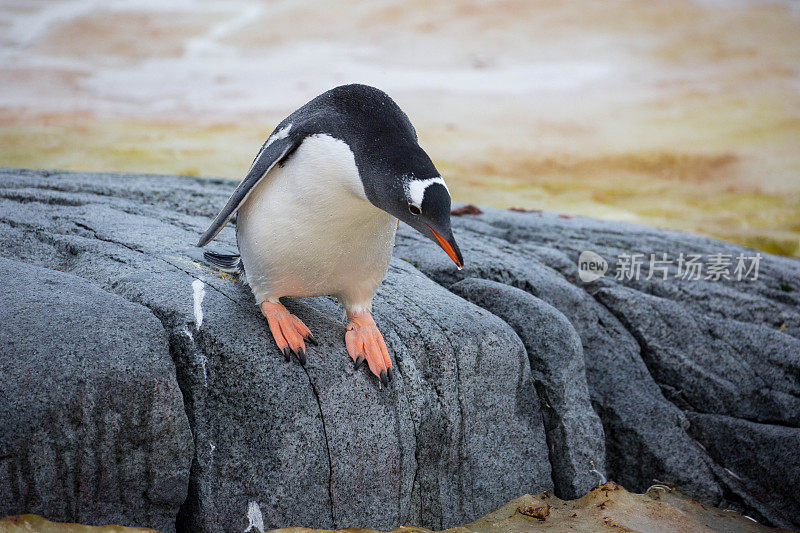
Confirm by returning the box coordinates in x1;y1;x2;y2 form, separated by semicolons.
1;0;798;257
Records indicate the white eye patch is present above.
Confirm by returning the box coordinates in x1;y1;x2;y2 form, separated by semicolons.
406;176;450;208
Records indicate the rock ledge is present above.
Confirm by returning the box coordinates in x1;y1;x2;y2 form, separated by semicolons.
0;168;798;531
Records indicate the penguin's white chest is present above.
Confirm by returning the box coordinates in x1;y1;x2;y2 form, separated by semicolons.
236;134;397;310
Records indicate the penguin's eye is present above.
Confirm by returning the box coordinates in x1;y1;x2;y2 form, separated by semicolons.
408;204;422;215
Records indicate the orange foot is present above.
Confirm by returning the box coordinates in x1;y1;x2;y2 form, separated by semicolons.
260;300;316;364
345;310;392;385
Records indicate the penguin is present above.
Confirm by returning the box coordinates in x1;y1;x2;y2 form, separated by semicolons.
198;84;463;385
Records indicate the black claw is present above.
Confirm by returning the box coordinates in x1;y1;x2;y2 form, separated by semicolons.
355;355;365;370
379;370;388;386
282;347;291;362
306;334;318;346
297;347;307;365
387;367;393;382
395;354;403;362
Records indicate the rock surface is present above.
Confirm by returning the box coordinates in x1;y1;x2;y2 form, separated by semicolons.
0;168;798;531
0;257;192;532
396;203;800;530
449;278;606;500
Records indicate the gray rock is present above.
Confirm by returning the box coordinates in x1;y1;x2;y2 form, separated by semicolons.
449;277;606;499
593;285;800;426
0;169;551;532
394;215;723;506
1;169;799;530
399;205;800;529
687;413;800;529
0;257;193;532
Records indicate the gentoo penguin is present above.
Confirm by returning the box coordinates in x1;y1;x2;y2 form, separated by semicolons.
198;84;463;385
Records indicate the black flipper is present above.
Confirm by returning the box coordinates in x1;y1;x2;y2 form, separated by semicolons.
197;130;297;247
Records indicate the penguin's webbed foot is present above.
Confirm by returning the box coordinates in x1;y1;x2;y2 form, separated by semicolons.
345;311;392;386
260;300;314;364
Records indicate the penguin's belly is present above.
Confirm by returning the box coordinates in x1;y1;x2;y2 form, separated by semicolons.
235;134;397;309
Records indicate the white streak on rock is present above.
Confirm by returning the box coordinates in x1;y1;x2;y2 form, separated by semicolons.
244;501;264;533
183;325;207;386
198;352;208;386
192;279;206;329
724;467;742;481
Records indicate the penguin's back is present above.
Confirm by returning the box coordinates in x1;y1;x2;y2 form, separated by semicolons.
290;83;418;143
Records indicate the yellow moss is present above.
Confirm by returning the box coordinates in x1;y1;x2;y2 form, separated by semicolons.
265;481;782;532
1;116;798;259
0;514;158;532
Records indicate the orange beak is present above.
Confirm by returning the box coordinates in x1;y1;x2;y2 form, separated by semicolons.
427;224;463;269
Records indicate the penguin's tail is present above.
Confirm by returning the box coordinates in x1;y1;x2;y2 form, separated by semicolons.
203;251;243;276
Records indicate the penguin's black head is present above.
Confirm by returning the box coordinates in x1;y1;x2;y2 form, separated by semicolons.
360;154;463;269
368;167;463;270
307;84;463;268
400;177;464;269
